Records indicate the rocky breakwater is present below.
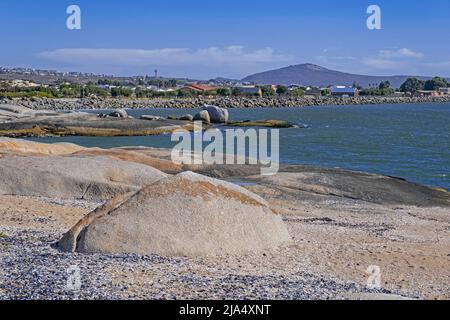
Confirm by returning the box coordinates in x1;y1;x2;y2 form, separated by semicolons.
3;95;450;111
0;103;300;137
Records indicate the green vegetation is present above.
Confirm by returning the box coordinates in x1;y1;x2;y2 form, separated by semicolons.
0;83;57;99
261;86;276;97
276;85;288;95
360;81;394;96
378;80;391;90
321;88;331;96
399;76;448;93
217;87;232;96
360;88;394;96
110;87;133;98
400;78;424;93
1;75;448;100
290;88;305;97
424;77;448;91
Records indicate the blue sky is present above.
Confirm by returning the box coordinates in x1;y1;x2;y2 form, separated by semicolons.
0;0;449;79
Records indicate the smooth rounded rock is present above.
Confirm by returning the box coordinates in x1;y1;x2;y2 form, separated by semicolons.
203;105;229;123
193;110;211;124
58;171;291;257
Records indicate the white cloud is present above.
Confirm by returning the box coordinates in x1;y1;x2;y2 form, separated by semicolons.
38;46;291;67
424;61;450;68
362;48;424;71
378;48;424;59
362;58;406;70
316;55;356;64
37;46;294;78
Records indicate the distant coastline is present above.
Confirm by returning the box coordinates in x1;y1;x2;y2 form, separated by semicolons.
3;95;450;110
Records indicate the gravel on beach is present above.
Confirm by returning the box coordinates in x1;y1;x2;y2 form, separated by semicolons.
0;226;389;300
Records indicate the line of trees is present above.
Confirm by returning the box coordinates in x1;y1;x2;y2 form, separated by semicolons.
2;76;449;100
400;77;448;93
357;76;449;95
360;80;395;96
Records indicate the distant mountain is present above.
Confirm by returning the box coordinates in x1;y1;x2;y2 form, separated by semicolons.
242;63;444;88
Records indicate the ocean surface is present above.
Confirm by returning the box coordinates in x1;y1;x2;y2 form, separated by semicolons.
26;103;450;189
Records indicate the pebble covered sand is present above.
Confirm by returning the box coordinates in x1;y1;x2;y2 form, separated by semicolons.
0;194;430;300
0;226;389;300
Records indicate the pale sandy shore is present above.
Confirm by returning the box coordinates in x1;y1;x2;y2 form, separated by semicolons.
0;194;448;300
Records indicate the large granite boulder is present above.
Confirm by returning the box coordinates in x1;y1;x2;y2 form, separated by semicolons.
58;171;291;257
193;110;211;124
203;105;229;123
0;155;167;200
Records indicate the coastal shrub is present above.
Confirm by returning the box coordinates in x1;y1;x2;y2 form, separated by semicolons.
276;86;288;95
0;91;55;99
199;90;217;96
400;78;424;93
260;86;276;97
424;77;448;91
111;87;133;98
291;88;305;96
84;85;109;97
217;88;232;96
321;89;331;96
0;84;58;99
379;80;391;90
177;90;195;97
360;88;394;96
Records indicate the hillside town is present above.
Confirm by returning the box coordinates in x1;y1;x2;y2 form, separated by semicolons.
1;66;449;102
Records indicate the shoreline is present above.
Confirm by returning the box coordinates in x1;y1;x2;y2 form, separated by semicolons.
3;95;450;110
0;138;449;299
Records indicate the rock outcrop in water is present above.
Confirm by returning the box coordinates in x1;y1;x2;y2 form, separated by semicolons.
58;171;291;257
0;104;198;137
